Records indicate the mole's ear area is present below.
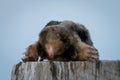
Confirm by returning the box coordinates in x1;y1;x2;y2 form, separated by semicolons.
59;29;70;44
59;30;67;41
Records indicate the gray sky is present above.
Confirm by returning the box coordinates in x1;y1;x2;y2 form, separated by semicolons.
0;0;120;80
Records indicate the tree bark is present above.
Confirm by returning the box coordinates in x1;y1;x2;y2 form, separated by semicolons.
11;60;120;80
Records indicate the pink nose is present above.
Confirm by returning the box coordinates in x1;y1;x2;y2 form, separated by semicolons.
49;53;54;59
48;46;54;59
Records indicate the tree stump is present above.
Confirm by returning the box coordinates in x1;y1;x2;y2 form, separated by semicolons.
11;60;120;80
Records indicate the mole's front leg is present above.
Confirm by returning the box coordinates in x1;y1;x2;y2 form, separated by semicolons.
22;43;39;62
78;42;99;61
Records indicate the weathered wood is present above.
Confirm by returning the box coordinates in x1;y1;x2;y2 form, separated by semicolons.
11;60;120;80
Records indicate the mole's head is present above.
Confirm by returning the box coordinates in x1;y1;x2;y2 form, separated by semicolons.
39;26;70;59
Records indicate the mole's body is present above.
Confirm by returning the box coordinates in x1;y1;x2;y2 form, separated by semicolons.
22;20;99;62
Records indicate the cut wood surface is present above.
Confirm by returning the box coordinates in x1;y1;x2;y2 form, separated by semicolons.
11;60;120;80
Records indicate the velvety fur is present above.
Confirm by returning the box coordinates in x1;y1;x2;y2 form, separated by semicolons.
38;20;99;61
22;20;99;62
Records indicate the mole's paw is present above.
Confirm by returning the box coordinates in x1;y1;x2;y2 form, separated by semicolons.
21;56;38;62
79;44;99;61
22;56;29;62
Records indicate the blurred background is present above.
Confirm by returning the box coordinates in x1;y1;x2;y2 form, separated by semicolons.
0;0;120;80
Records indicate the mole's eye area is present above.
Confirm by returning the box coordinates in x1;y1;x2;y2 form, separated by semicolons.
45;43;50;50
45;40;63;51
